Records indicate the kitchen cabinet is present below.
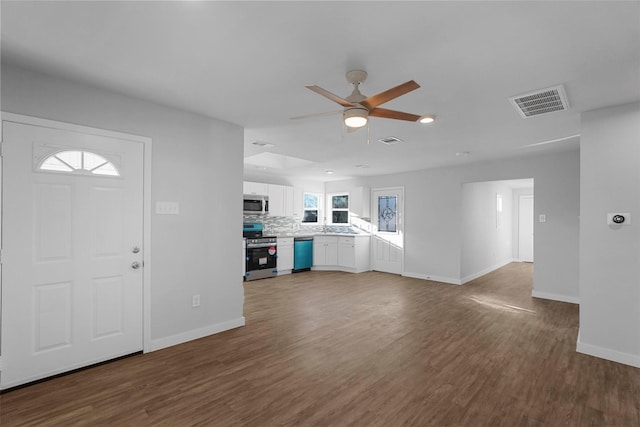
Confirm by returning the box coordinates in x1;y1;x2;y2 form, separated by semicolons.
338;236;370;273
268;184;286;216
312;235;370;273
313;235;338;267
292;187;303;219
277;237;294;275
349;186;371;219
243;181;268;196
268;184;296;217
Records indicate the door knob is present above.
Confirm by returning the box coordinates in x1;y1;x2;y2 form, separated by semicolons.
132;246;140;254
131;261;141;269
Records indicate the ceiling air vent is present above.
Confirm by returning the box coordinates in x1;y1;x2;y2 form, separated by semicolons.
251;140;275;148
509;85;569;118
378;136;403;145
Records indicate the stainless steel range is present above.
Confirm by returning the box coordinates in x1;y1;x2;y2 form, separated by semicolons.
243;223;278;281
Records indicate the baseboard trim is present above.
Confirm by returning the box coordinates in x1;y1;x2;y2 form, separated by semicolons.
576;335;640;368
402;271;462;285
149;317;245;352
532;290;579;305
461;258;515;285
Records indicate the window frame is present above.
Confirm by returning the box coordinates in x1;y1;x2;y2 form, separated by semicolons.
328;193;350;225
301;192;321;224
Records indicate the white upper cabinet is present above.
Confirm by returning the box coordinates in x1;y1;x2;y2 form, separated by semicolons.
243;181;268;196
349;186;371;219
292;187;303;219
268;184;288;217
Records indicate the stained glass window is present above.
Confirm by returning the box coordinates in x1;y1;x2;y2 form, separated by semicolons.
39;150;120;177
378;196;397;232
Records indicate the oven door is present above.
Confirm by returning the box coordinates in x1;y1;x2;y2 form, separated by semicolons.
246;245;277;271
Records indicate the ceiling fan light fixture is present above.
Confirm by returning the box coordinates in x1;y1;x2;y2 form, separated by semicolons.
419;115;436;124
344;107;368;128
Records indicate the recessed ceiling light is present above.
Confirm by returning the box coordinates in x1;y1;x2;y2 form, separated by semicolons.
354;164;369;168
325;170;334;174
378;136;403;145
419;115;436;124
456;151;470;157
251;140;275;148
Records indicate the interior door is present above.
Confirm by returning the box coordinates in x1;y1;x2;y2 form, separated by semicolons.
1;121;144;389
371;187;404;274
518;195;534;262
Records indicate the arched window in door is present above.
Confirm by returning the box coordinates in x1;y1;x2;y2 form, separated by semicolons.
38;150;120;176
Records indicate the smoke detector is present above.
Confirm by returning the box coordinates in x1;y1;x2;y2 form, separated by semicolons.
509;85;569;118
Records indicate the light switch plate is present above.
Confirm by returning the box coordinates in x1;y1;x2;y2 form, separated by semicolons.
156;201;179;215
607;212;631;225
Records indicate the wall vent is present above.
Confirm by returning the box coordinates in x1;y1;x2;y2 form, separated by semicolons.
251;140;275;148
378;136;403;145
509;85;569;118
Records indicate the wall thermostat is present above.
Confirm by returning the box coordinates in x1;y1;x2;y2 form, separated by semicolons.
607;212;631;225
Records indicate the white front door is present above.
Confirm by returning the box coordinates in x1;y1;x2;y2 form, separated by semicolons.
518;195;534;262
1;121;144;389
371;187;404;275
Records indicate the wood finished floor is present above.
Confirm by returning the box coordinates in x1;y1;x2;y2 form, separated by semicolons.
2;263;639;426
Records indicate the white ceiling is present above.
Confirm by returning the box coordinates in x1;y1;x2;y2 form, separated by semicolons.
2;1;639;182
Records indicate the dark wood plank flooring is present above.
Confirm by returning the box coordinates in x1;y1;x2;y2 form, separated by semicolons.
2;263;639;426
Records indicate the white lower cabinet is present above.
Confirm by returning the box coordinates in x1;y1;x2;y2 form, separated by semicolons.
313;236;338;267
277;237;294;275
313;235;370;273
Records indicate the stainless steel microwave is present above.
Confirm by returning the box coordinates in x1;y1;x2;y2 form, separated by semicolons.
243;197;268;214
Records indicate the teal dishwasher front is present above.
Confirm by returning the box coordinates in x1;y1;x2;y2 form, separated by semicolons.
293;237;313;272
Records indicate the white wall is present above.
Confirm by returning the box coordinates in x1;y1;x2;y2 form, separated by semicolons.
578;102;640;367
512;187;535;261
1;64;245;350
461;181;514;283
326;148;580;299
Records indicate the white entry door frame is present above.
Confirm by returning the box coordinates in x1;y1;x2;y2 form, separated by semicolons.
371;187;405;275
0;113;153;388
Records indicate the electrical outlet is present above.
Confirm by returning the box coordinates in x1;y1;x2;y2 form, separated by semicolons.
156;201;180;215
192;294;201;308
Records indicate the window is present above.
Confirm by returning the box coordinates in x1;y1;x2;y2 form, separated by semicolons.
302;193;319;223
330;194;349;224
39;150;120;176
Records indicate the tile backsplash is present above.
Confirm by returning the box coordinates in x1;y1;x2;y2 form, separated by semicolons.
243;214;372;235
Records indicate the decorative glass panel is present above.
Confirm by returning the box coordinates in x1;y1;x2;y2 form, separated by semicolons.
41;156;73;172
56;151;82;169
92;163;119;176
378;196;397;232
332;195;349;209
83;151;109;171
39;150;120;177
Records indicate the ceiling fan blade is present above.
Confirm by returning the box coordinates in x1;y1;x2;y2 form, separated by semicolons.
369;108;422;122
361;80;420;110
305;85;355;107
290;110;341;120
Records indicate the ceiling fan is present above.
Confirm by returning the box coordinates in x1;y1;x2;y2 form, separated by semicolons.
294;70;435;129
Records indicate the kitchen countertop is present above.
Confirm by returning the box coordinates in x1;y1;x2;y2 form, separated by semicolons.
274;231;370;238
